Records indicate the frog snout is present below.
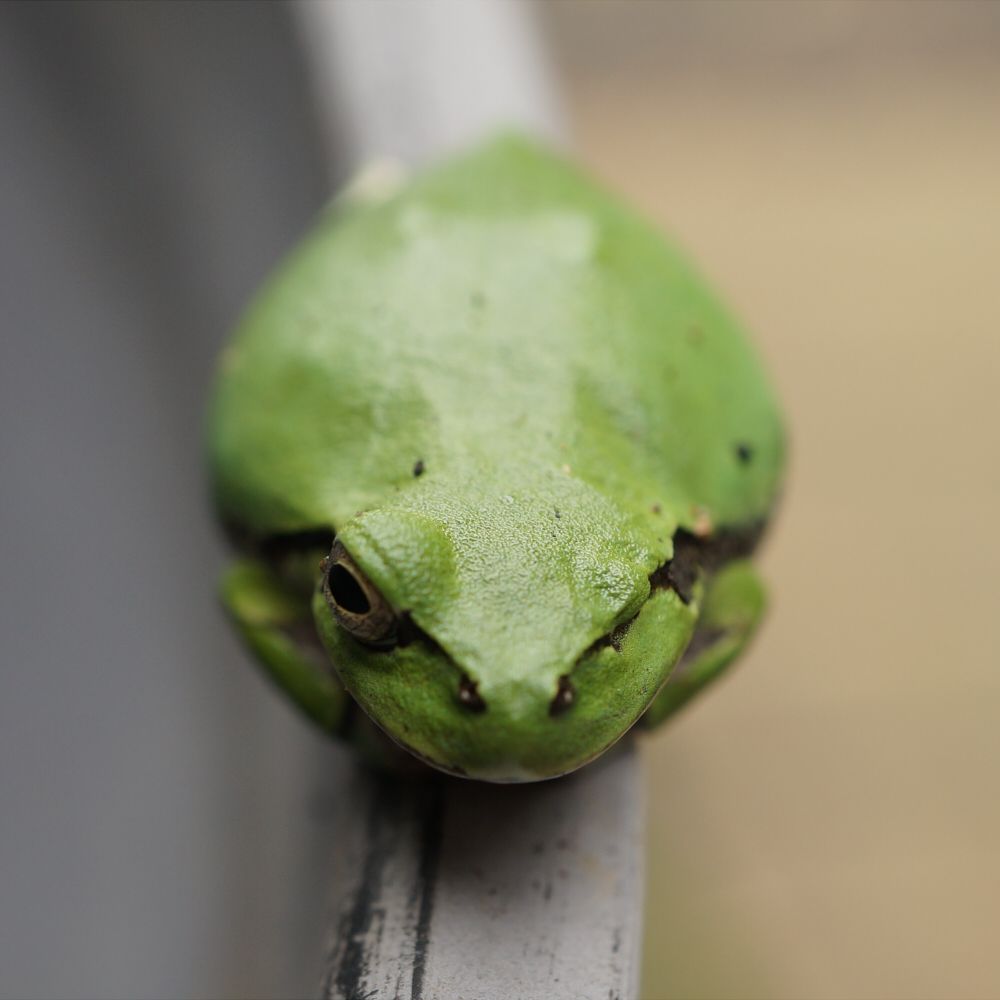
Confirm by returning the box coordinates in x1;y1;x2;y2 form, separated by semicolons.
455;672;577;719
406;670;608;782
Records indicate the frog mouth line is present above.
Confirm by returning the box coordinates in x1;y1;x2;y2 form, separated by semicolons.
233;516;767;718
648;520;768;602
578;516;769;657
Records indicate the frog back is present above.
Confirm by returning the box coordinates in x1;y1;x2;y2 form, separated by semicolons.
209;135;784;543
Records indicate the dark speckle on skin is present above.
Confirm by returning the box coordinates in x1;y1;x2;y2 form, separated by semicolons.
470;290;486;308
550;675;575;716
412;459;425;477
609;621;630;653
735;442;753;465
553;508;561;519
457;675;486;712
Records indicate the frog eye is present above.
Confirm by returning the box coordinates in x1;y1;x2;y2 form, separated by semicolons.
321;541;398;648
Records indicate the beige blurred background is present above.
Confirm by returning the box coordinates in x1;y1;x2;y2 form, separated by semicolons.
538;3;1000;998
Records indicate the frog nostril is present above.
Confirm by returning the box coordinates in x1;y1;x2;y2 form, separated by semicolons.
549;675;575;716
457;675;486;713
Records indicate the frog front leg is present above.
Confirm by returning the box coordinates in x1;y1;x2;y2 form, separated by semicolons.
642;560;767;729
221;559;349;735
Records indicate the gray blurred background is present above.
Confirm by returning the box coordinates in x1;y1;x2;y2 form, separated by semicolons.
3;3;1000;998
0;3;337;997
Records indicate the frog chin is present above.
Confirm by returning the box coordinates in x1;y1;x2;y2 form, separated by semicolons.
368;708;629;783
324;587;696;783
363;680;649;783
408;743;621;784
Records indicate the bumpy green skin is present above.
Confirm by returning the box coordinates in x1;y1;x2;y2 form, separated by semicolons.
641;560;766;728
222;560;348;736
209;135;784;782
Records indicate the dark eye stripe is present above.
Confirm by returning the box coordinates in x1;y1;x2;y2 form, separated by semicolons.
649;520;768;603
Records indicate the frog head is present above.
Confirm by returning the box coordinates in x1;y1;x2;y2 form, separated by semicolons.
313;463;696;781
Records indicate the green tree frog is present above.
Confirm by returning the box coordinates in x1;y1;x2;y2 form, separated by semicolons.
209;135;784;782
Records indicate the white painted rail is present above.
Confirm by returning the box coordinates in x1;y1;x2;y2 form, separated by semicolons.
294;4;645;997
322;746;644;1000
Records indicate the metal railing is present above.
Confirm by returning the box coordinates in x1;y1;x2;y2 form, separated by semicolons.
294;4;645;997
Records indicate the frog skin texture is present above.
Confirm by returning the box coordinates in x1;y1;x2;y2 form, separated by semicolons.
209;134;785;782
